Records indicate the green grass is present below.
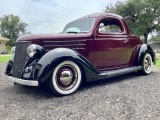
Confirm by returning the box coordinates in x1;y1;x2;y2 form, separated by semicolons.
155;58;160;67
0;55;12;63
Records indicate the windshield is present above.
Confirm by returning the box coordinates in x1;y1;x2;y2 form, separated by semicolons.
62;18;95;33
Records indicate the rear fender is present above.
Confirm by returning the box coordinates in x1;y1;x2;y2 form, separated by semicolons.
137;44;155;66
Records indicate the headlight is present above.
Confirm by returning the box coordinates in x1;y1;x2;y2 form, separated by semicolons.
27;44;37;57
11;46;16;56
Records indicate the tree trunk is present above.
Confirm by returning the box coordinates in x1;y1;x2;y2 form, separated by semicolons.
143;33;148;44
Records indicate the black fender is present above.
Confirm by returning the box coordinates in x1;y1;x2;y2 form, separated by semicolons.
5;56;14;75
137;44;155;66
34;48;100;84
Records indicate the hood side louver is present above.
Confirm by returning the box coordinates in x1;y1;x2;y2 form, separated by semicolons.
43;40;86;51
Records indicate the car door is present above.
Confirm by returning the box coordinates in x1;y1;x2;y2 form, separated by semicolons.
93;17;130;70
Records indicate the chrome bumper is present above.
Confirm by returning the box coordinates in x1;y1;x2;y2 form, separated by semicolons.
2;74;38;86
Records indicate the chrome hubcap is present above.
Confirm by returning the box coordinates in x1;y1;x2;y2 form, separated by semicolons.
144;59;149;69
60;69;73;86
56;65;78;90
144;56;151;71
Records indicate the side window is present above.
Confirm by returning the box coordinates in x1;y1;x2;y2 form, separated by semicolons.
98;18;123;33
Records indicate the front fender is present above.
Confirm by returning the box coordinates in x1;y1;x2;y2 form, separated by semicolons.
5;56;14;75
137;44;155;66
34;48;99;83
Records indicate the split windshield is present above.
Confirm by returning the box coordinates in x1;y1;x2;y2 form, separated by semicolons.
63;18;95;33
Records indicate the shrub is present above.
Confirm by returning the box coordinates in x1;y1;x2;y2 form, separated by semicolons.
5;46;11;54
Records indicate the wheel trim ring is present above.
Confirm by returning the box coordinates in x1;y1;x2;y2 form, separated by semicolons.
56;65;78;91
52;61;82;95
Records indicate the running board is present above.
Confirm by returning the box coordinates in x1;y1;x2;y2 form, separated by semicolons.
100;66;142;78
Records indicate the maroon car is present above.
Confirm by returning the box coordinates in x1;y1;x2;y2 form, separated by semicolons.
3;13;155;96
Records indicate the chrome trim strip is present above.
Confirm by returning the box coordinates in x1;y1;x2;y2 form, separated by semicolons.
43;40;86;43
43;44;86;47
2;74;38;86
45;48;85;51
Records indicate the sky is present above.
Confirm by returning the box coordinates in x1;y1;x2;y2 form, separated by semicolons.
0;0;124;34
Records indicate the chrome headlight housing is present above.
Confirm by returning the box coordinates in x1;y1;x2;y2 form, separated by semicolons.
27;44;45;58
27;44;37;57
11;46;16;56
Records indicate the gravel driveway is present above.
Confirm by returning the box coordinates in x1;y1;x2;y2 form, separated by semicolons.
0;63;160;120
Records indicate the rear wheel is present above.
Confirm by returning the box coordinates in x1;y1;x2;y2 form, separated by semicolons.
50;61;82;96
140;53;152;75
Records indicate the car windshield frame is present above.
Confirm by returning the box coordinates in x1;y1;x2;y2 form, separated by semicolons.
62;18;95;33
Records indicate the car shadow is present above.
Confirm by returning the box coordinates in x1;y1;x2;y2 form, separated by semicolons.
79;71;140;90
12;71;153;98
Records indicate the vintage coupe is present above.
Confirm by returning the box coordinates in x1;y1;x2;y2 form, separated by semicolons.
4;13;155;96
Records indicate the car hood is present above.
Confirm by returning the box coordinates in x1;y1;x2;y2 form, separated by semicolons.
18;33;91;42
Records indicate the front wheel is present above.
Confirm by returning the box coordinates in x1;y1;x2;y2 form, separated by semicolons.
140;53;152;75
50;61;82;96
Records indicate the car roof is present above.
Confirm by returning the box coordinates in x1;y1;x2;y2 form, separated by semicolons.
87;13;123;18
75;13;124;20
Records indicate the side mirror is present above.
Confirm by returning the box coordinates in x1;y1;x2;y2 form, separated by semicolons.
99;23;104;28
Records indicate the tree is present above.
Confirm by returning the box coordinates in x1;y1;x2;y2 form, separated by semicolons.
149;35;160;41
0;14;28;46
105;0;160;44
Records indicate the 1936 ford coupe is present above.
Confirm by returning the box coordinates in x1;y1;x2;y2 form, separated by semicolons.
3;13;155;96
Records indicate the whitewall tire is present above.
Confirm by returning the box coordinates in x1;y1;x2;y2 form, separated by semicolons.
50;61;82;96
141;53;152;75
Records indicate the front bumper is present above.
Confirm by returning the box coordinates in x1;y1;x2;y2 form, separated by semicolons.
2;74;38;86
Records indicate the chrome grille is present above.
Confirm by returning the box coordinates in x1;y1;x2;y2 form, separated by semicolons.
12;42;31;78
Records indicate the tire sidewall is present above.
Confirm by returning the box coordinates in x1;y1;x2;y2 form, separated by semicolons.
51;61;82;95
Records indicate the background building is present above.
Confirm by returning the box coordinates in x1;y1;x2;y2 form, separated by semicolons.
0;36;10;54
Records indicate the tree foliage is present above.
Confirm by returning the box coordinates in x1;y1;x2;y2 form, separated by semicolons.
149;35;160;41
0;14;28;46
105;0;160;44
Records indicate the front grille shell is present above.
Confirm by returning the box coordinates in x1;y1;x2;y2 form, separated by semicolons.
12;42;31;78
